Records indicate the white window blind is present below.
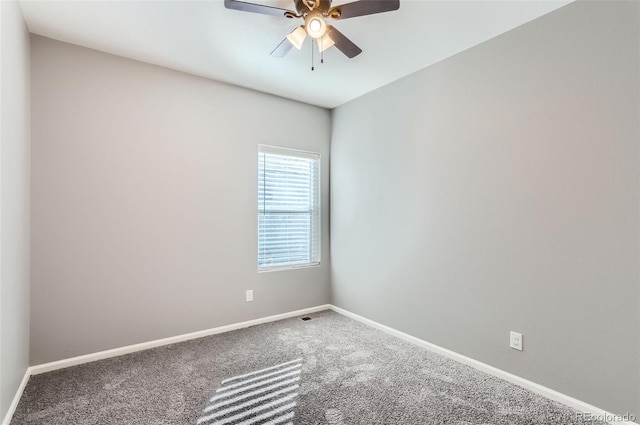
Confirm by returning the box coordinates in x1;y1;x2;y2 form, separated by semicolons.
258;146;320;270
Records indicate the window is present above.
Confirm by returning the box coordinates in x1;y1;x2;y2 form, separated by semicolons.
258;145;320;270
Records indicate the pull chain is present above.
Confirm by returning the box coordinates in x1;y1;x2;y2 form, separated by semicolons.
321;37;324;64
311;39;315;71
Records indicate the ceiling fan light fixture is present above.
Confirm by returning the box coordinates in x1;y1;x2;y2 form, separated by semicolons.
304;11;326;39
224;0;401;61
318;33;335;52
286;26;307;50
309;18;321;33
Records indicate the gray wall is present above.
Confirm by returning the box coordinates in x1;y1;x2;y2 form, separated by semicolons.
331;0;639;417
0;0;31;420
30;36;331;365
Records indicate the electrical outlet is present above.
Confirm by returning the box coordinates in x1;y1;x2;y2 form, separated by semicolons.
245;290;253;302
510;331;523;351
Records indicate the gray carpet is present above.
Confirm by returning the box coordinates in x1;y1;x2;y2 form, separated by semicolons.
11;310;605;424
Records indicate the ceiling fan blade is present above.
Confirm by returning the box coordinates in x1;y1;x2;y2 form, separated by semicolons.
270;38;294;57
326;25;362;58
333;0;400;19
224;0;292;17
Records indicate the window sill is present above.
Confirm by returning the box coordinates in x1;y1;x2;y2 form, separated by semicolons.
257;262;321;273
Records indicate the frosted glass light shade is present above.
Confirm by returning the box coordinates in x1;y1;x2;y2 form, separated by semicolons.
286;26;307;50
319;33;335;52
305;11;326;39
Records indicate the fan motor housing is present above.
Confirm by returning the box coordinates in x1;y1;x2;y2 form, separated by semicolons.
295;0;331;15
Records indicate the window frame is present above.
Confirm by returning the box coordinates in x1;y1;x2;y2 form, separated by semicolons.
257;144;321;273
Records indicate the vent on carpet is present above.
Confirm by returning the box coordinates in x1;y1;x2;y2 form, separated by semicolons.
198;358;302;425
301;317;312;321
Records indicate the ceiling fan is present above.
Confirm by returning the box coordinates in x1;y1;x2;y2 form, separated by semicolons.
224;0;400;59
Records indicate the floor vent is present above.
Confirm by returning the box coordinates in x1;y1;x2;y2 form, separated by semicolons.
301;317;312;321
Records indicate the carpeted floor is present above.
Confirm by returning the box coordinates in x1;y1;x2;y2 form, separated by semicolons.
11;310;604;424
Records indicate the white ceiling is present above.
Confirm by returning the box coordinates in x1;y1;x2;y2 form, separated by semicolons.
19;0;571;109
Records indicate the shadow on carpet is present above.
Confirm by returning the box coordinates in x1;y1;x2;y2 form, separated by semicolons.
11;310;606;425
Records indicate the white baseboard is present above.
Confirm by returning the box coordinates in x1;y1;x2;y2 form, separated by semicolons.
1;369;30;425
7;303;635;425
3;304;330;425
30;304;331;375
329;305;638;425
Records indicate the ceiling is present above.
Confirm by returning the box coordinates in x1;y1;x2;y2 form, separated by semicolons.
19;0;571;109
